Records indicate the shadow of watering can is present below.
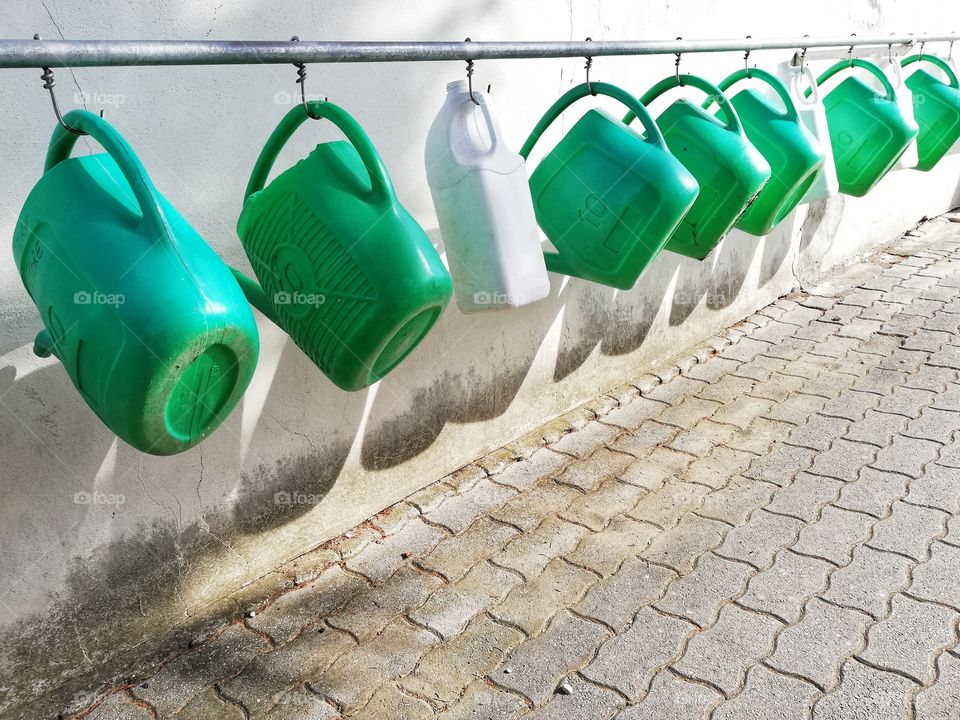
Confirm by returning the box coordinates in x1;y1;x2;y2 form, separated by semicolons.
234;101;452;392
901;54;960;171
625;74;771;260
520;82;699;290
709;68;825;236
13;110;259;455
813;58;919;197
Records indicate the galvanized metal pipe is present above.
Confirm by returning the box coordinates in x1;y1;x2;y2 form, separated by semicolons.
0;34;959;69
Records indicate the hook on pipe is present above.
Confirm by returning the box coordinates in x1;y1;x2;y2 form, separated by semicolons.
584;37;596;95
33;33;86;135
290;36;325;119
464;37;479;105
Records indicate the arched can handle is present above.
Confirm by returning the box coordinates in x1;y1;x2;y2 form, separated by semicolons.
902;53;960;89
45;110;174;245
625;73;746;136
708;67;802;122
244;101;394;206
520;81;667;160
812;58;898;102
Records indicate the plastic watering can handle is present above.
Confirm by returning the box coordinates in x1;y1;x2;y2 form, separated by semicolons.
812;58;897;102
519;81;667;160
44;109;173;243
625;74;745;136
902;54;960;89
788;64;821;105
710;68;801;122
244;100;394;205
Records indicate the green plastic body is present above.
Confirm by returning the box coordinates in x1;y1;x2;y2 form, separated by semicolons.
521;82;699;289
814;58;919;196
902;55;960;172
236;101;452;392
711;69;825;236
13;110;259;455
626;74;771;259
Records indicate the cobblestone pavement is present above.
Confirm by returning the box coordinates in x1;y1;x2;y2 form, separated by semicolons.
75;215;960;719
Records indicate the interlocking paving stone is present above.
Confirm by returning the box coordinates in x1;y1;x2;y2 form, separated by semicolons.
768;598;871;690
910;542;960;609
490;559;595;636
400;614;524;705
558;478;647;532
438;681;525;720
791;506;875;566
494;611;609;706
410;561;521;639
785;415;852;452
494;448;571;491
868;500;947;562
834;467;909;519
573;558;677;631
904;408;960;444
330;565;443;642
600;395;669;430
710;396;776;431
905;463;960;514
425;478;516;534
618;447;694;491
358;684;433;719
872;435;943;478
610;421;679;459
876;386;938;419
219;626;353;713
913;651;960;720
247;564;366;644
765;472;843;523
346;517;448;584
724;417;792;455
742;443;816;486
171;688;244;719
697;476;776;526
819;389;882;422
811;658;915;719
858;594;957;684
667;419;736;457
628;481;710;529
680;447;755;490
808;439;878;482
131;625;269;716
554;449;635;492
310;618;437;713
491;481;581;533
519;674;625;720
715;509;803;569
84;694;154;720
822;545;913;618
843;410;909;447
549;421;623;459
698;375;757;405
655;397;722;430
417;517;519;582
639;514;728;575
655;553;754;627
904;364;959;393
748;372;806;402
938;437;960;468
615;670;722;719
582;607;692;700
494;516;591;580
566;515;659;577
672;604;783;695
739;550;832;623
711;664;820;720
259;685;337;720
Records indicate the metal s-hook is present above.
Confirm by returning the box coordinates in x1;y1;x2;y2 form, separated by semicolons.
949;36;955;62
744;35;752;77
290;36;325;119
848;33;857;67
799;34;809;72
674;37;683;86
584;37;596;95
919;39;926;62
34;33;86;136
464;37;479;105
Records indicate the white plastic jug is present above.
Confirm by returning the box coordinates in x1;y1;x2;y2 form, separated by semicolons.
776;60;840;203
425;80;550;313
880;57;921;169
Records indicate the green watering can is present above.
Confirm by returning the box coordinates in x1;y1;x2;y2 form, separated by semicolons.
520;82;699;290
813;58;919;196
709;68;825;236
624;74;771;260
901;54;960;171
234;101;452;392
13;110;259;455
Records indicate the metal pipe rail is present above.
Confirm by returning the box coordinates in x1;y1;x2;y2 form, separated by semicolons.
1;34;959;69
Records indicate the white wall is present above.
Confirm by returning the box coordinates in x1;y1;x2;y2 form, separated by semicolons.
1;0;959;712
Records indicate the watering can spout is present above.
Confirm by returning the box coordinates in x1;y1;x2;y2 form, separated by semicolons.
33;330;55;358
229;267;280;326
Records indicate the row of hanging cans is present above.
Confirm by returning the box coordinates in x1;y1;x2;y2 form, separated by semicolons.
12;52;960;456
